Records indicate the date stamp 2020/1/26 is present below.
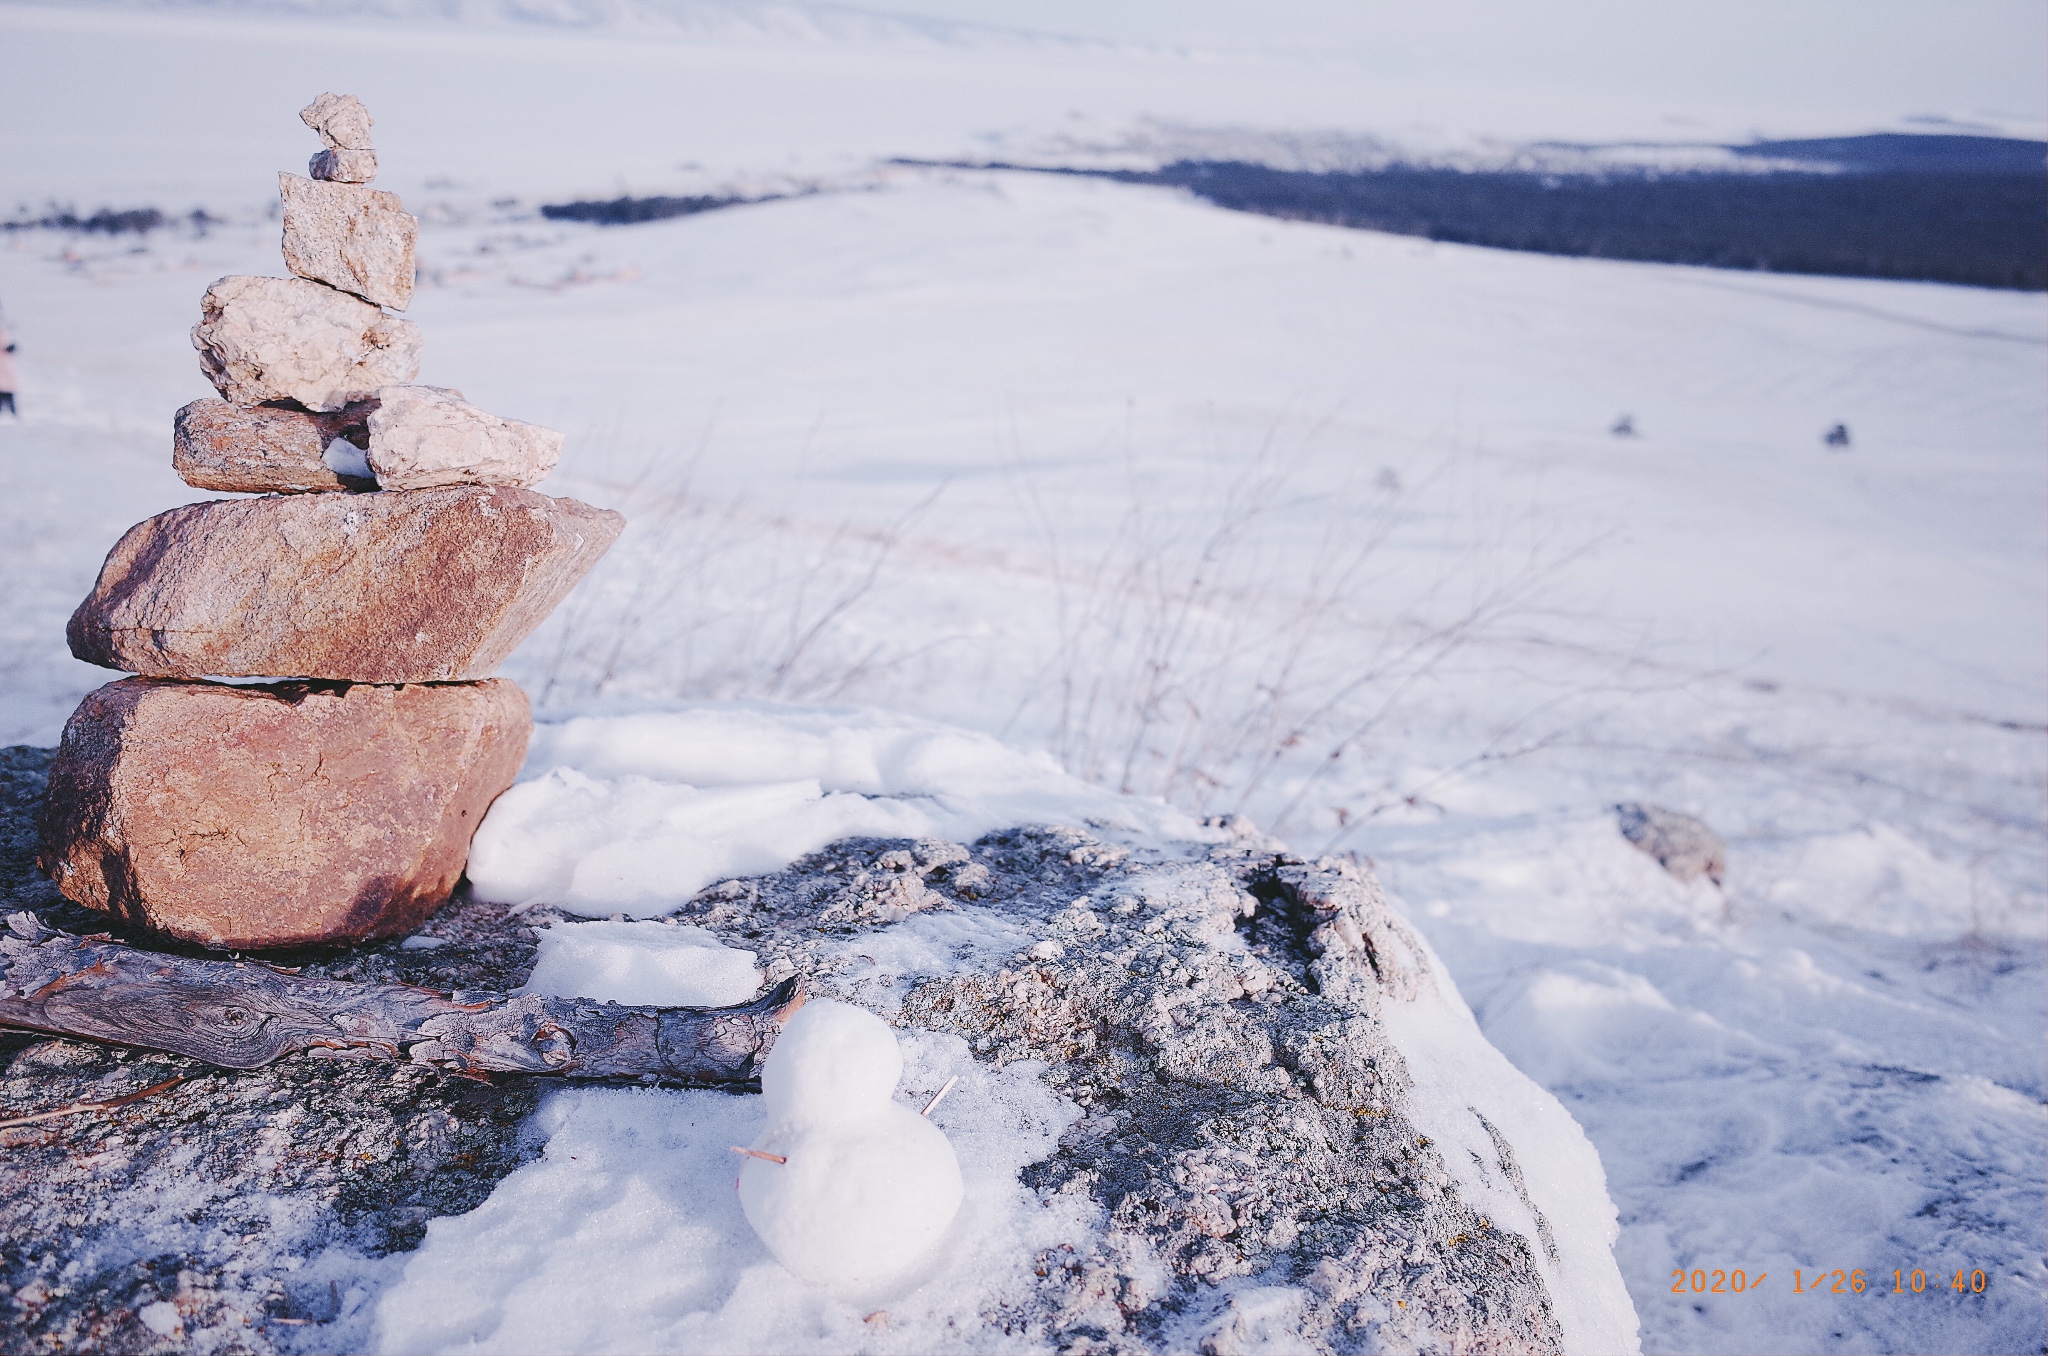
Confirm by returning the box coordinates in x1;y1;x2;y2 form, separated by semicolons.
1671;1268;1992;1297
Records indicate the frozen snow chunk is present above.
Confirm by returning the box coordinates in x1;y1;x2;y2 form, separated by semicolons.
465;770;937;916
366;384;563;490
521;919;761;1007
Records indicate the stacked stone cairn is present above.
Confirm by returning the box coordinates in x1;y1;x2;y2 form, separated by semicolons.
36;95;624;951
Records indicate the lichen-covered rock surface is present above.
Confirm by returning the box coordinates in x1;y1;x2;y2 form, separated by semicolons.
674;828;1575;1354
0;745;1621;1354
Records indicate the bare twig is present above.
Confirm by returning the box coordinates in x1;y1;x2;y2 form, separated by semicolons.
0;1074;187;1131
920;1074;958;1117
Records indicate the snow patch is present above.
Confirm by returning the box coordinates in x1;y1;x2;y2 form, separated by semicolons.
521;919;764;1007
369;1032;1086;1354
1379;913;1642;1356
469;703;1215;917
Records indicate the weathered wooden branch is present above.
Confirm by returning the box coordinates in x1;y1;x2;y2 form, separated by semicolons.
0;912;800;1082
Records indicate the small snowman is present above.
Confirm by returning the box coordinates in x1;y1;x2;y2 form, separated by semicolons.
735;999;964;1293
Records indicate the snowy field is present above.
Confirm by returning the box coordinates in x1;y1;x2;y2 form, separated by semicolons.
1;3;2043;1353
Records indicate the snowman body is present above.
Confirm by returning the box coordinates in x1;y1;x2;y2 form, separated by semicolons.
738;1000;964;1293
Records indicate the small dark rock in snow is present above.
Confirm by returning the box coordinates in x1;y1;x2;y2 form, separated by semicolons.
1615;802;1726;886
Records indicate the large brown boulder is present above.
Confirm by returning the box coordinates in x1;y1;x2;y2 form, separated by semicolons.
67;486;623;683
172;397;375;493
37;677;530;948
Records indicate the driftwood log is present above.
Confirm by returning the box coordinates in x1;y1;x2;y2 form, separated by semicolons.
0;911;799;1080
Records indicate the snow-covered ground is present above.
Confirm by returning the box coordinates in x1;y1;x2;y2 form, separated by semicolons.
1;3;2042;1353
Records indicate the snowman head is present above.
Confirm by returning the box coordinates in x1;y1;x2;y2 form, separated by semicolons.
761;999;904;1126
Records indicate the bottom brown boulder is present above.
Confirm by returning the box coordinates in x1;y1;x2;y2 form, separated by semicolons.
37;677;530;949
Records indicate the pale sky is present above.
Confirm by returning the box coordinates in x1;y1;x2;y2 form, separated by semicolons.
872;1;2048;133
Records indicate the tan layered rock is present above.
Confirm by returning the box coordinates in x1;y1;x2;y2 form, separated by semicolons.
300;92;373;152
37;677;529;948
193;275;421;411
367;384;562;489
68;485;623;683
279;172;417;310
172;397;375;493
310;147;377;183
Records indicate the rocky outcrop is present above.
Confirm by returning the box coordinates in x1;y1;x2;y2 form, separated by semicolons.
679;829;1582;1355
37;679;530;949
367;384;562;489
191;275;420;411
66;486;623;683
171;397;374;493
278;173;417;310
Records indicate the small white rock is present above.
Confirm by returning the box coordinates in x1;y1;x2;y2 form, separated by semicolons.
300;92;374;151
367;385;563;490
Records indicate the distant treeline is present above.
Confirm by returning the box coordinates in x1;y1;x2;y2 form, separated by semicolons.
539;194;750;224
3;207;220;235
918;134;2048;291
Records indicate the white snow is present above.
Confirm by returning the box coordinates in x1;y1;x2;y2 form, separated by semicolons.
520;919;763;1007
737;1000;964;1293
2;4;2042;1352
369;1032;1085;1354
1381;923;1640;1356
467;704;1213;916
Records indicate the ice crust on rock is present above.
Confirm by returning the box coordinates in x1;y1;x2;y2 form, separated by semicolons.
367;384;564;489
738;1000;965;1293
279;172;418;310
171;396;375;493
192;274;420;411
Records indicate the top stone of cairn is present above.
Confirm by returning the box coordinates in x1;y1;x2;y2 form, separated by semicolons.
302;91;376;184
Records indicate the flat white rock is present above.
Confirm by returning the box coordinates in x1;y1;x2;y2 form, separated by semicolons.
367;384;564;490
